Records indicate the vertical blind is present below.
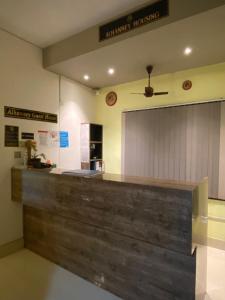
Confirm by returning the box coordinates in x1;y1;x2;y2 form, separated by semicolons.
123;102;222;199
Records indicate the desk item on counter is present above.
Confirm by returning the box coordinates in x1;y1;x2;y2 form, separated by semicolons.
24;139;52;169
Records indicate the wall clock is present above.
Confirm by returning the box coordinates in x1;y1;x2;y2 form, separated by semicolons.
106;91;117;106
182;80;192;91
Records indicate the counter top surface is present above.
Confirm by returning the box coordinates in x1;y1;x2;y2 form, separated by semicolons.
13;166;198;191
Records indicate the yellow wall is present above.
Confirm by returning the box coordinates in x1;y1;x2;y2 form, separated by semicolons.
96;62;225;174
96;62;225;244
208;200;225;242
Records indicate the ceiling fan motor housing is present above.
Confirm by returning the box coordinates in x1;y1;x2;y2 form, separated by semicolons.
131;65;168;97
145;86;154;97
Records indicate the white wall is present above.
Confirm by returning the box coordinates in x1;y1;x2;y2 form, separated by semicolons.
0;29;97;247
0;29;60;246
59;77;96;170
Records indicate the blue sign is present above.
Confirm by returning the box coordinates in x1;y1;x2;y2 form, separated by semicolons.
60;131;69;148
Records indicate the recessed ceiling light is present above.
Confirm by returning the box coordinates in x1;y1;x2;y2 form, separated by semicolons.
184;47;192;56
108;68;115;75
84;74;90;80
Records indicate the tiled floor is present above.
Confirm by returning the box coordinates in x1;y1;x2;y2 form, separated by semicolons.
0;247;224;300
0;249;120;300
205;247;225;300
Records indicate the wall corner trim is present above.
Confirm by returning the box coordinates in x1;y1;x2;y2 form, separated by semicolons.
0;238;24;259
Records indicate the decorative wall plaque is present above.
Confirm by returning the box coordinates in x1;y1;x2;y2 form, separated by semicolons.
5;125;19;147
99;0;169;41
4;106;58;123
106;92;117;106
182;80;192;91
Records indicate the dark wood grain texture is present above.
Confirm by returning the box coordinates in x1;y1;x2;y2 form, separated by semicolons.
11;168;22;201
20;169;195;255
11;167;207;300
24;206;196;300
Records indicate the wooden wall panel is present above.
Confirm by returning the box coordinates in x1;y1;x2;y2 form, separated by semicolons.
11;168;22;202
21;170;194;255
24;206;196;300
11;167;207;299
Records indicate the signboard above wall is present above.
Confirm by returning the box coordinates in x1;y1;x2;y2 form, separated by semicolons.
99;0;169;41
4;106;58;123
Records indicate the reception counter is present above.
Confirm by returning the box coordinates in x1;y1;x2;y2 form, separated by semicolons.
11;167;208;300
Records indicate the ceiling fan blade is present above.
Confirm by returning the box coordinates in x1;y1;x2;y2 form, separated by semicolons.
153;92;169;96
131;93;145;95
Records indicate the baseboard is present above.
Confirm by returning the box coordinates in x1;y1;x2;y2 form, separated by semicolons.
208;238;225;251
0;238;24;259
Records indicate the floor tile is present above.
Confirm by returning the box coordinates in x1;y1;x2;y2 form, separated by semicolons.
0;249;121;300
0;247;225;300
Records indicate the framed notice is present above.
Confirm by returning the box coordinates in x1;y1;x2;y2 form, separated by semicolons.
37;130;59;147
5;125;19;147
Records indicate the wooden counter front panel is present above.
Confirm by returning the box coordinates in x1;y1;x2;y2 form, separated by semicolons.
11;168;22;202
21;171;194;255
24;206;196;300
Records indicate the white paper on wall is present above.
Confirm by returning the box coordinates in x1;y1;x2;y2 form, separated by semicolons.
37;130;59;148
48;131;59;147
38;130;49;146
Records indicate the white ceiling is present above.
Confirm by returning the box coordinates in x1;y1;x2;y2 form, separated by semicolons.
0;0;150;47
1;1;225;88
48;5;225;88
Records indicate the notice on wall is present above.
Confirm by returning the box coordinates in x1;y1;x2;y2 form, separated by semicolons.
49;131;59;147
60;131;69;148
38;130;49;146
37;130;59;147
21;132;34;140
5;125;19;147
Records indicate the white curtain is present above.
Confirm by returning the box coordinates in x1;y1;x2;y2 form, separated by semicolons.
123;102;221;199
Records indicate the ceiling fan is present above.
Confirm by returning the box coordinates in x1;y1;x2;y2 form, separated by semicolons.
131;65;169;98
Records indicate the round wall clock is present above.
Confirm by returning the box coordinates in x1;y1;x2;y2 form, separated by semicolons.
182;80;192;91
105;91;117;106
